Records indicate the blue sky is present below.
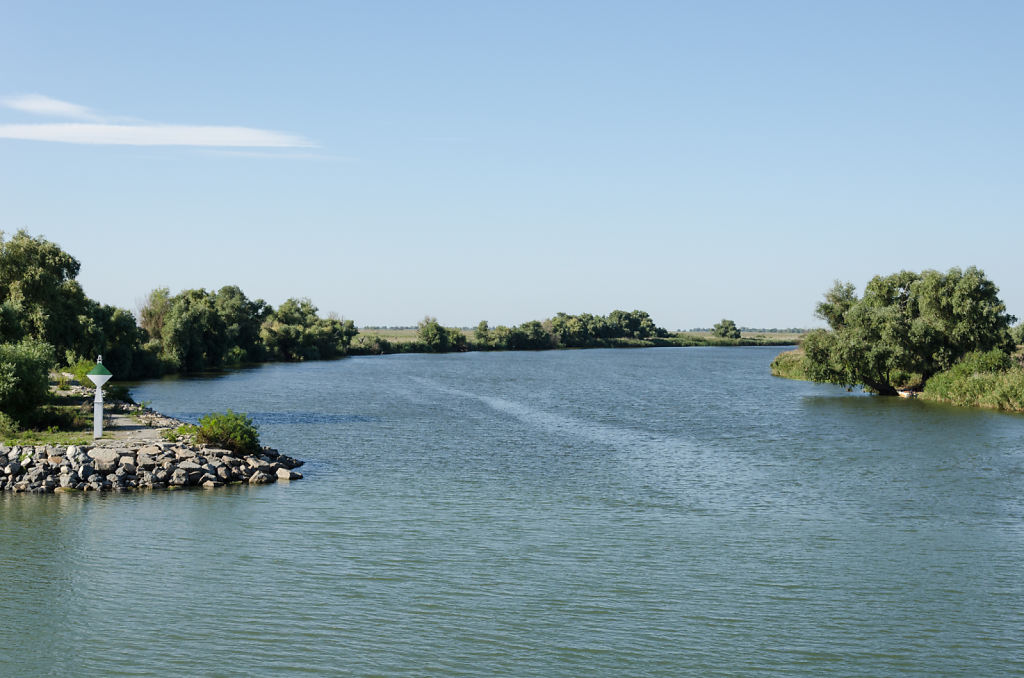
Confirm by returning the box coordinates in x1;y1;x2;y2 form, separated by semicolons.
1;1;1022;329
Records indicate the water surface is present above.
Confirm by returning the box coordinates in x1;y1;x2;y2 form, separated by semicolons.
2;347;1023;676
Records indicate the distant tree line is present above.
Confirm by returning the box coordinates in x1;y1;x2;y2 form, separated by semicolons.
0;230;358;426
0;229;804;429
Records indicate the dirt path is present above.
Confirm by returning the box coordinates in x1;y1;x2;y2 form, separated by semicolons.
92;407;186;448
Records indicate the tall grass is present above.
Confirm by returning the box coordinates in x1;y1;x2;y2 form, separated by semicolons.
921;350;1024;412
770;349;810;380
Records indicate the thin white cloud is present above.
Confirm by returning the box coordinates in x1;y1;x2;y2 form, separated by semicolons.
0;94;316;148
0;122;313;147
1;94;103;121
202;149;349;160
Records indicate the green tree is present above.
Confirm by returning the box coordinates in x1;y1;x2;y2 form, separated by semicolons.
260;298;355;361
0;230;88;357
161;289;229;372
139;287;172;346
1012;322;1024;346
508;320;554;350
712;319;741;339
474;320;491;348
77;302;146;378
417;316;449;352
802;267;1015;395
417;316;465;353
214;285;271;363
0;301;25;344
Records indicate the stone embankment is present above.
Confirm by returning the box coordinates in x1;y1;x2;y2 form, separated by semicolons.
0;442;304;494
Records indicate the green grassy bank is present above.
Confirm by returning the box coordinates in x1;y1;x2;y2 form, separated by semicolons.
919;350;1024;413
349;329;801;356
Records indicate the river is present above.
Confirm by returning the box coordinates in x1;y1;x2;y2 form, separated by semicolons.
2;347;1023;676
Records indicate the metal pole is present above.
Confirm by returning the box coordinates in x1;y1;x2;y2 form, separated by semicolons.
93;387;103;439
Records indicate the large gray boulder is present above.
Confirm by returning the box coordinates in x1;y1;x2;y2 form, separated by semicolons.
248;471;273;485
88;449;121;473
276;468;302;481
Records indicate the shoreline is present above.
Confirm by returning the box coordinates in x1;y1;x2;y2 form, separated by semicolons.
1;395;305;494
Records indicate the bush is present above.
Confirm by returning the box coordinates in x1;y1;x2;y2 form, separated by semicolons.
161;423;197;442
0;411;18;438
194;410;260;456
770;349;810;380
921;350;1024;410
712;319;741;339
0;339;54;424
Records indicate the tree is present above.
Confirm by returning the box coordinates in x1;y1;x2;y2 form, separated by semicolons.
1012;322;1024;347
260;298;355;361
214;285;271;362
802;267;1015;395
139;287;172;345
417;316;465;352
712;319;741;339
508;320;554;350
0;230;88;358
474;320;491;348
160;289;229;372
418;316;449;352
77;302;146;378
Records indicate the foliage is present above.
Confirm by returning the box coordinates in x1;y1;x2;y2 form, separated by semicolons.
802;267;1015;395
0;230;88;358
770;349;810;380
0;301;25;344
350;334;394;355
159;288;229;372
921;350;1024;412
712;319;741;339
161;423;198;442
1012;322;1024;346
260;298;356;361
194;410;260;456
474;320;491;348
546;309;665;348
214;285;271;362
139;286;173;351
0;411;18;439
417;316;467;352
0;339;54;424
77;302;147;378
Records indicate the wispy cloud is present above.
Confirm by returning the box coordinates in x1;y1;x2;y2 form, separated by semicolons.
202;149;350;160
0;123;313;147
1;94;104;121
0;94;315;148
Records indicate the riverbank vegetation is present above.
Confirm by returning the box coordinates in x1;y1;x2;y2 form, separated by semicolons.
774;266;1024;412
919;349;1024;412
0;229;801;437
349;314;800;355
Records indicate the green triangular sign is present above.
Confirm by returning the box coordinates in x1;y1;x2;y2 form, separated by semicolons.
88;363;112;376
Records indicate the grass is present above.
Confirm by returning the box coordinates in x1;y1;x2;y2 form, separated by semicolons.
350;328;803;355
664;332;803;348
1;382;108;446
920;350;1024;412
769;348;811;380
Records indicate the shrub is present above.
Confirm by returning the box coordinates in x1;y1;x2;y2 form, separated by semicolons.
770;349;810;381
0;339;54;424
194;410;260;456
713;319;741;339
161;423;197;442
0;411;18;438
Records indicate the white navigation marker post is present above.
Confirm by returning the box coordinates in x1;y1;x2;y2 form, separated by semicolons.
87;356;113;440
